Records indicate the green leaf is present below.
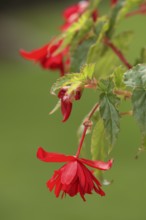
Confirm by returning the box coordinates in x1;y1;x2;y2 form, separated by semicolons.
141;48;146;63
81;63;95;80
94;16;109;42
89;0;101;9
136;47;146;64
50;73;79;95
112;66;126;89
91;118;108;160
132;89;146;152
99;85;120;146
87;16;110;63
132;88;146;133
91;118;111;184
107;0;143;37
117;0;144;22
124;64;146;151
87;29;132;80
53;12;93;56
98;78;115;93
124;64;146;88
106;0;125;37
50;64;95;95
70;37;96;72
113;31;134;52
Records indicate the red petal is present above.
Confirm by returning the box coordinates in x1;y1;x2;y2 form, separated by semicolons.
78;184;86;202
80;163;94;193
20;44;49;61
111;0;118;6
67;180;78;197
54;177;62;197
61;100;72;122
61;161;77;185
94;185;105;196
79;158;113;170
47;171;59;191
63;5;79;19
37;147;74;162
77;162;86;190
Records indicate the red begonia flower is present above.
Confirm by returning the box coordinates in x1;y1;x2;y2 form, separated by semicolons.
58;88;82;122
126;3;146;17
37;147;113;201
110;0;118;6
61;1;98;31
20;40;70;76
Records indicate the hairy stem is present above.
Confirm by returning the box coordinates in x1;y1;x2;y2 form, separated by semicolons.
76;103;99;158
113;89;132;98
120;111;133;116
103;37;132;69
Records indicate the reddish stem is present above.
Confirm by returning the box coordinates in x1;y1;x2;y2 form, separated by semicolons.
103;37;132;69
126;10;142;17
113;89;132;98
76;103;99;158
120;111;133;116
76;126;88;158
126;4;146;17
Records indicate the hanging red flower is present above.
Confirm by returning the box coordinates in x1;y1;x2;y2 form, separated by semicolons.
58;87;82;122
37;147;113;201
110;0;118;6
61;1;98;31
20;40;70;76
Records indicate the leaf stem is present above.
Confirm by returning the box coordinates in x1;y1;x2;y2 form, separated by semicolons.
76;103;99;158
103;37;132;69
126;4;146;17
120;110;133;116
113;89;132;98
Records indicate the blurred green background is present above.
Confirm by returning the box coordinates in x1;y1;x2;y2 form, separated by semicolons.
1;1;146;219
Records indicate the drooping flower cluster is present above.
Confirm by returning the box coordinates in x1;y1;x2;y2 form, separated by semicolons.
20;0;146;202
37;147;113;201
20;0;98;77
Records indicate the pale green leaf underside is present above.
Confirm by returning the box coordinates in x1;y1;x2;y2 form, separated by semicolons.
124;64;146;148
124;64;146;88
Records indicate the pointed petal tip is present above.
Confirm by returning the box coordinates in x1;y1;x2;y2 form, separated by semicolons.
19;49;29;58
100;191;105;196
109;159;114;168
36;147;45;160
37;147;74;162
79;158;114;170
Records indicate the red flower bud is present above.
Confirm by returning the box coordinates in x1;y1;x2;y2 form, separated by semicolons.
58;88;82;122
74;90;82;100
